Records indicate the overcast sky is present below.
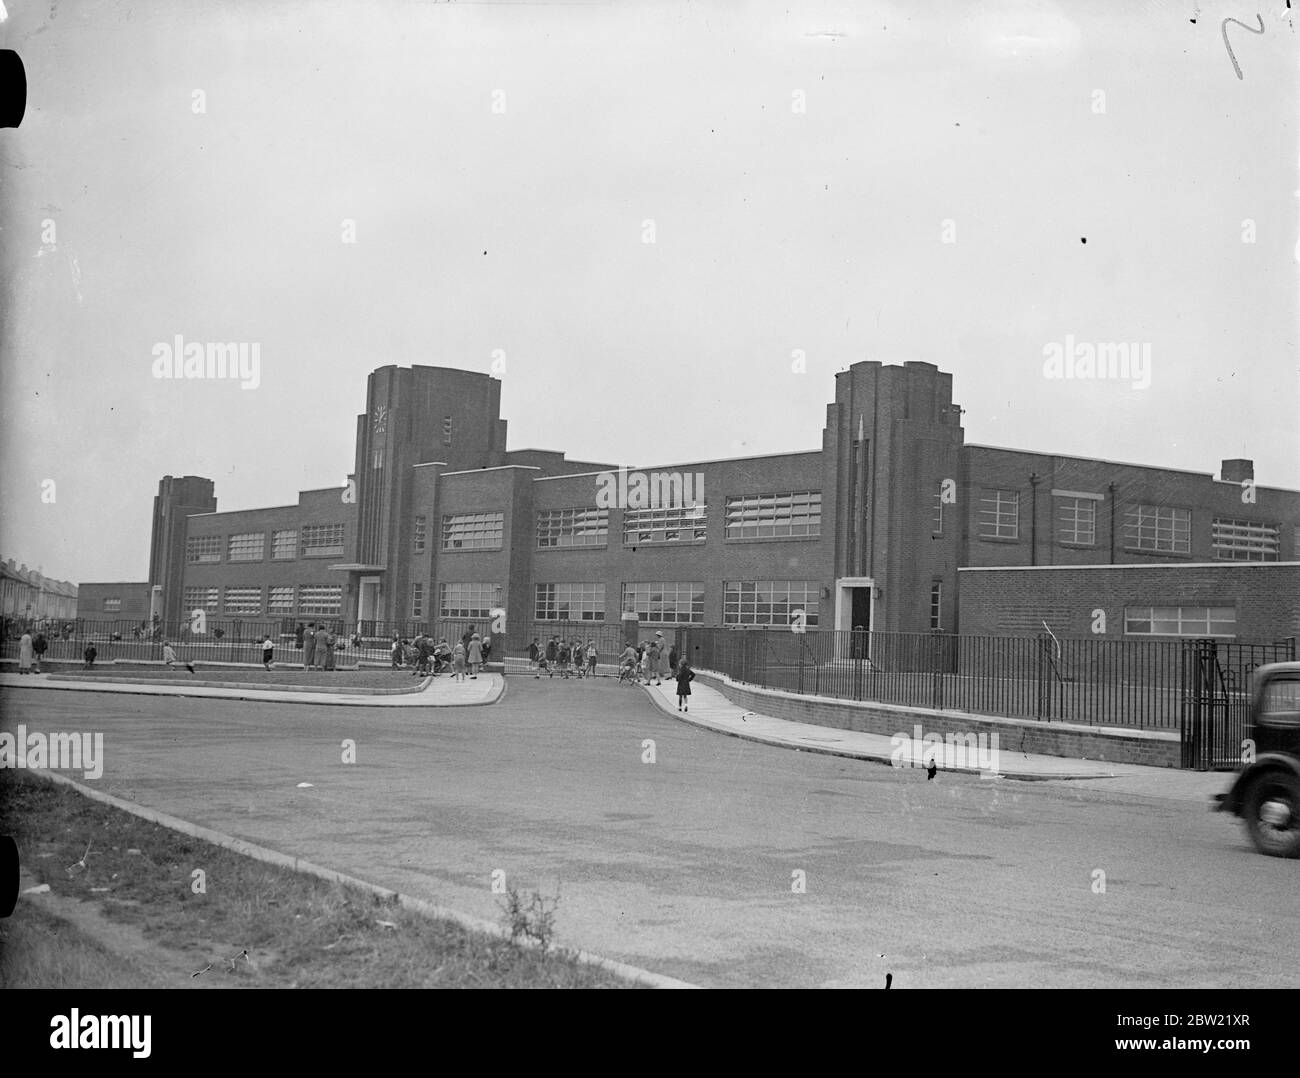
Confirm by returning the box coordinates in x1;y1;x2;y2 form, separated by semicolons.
1;0;1297;583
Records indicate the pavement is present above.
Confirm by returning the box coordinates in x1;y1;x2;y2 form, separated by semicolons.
0;669;504;708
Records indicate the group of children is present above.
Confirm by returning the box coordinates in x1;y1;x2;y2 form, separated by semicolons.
529;636;597;679
392;632;485;681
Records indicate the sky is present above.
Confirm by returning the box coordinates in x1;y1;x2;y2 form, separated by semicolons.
1;0;1297;583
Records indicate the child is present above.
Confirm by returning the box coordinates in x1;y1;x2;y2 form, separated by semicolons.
83;643;97;669
467;633;483;679
675;659;695;712
452;640;467;681
585;641;597;678
640;642;655;685
262;635;274;670
529;638;541;678
618;644;638;683
557;640;571;679
544;636;558;678
391;635;404;669
162;641;196;674
571;639;585;678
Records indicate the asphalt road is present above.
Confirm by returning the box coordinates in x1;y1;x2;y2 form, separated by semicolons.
2;679;1295;988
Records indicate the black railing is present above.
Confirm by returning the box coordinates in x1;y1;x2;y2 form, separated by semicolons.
679;627;1296;732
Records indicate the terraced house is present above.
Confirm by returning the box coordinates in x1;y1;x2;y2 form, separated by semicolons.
81;361;1300;646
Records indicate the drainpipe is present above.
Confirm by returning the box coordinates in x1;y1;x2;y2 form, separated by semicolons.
1029;473;1039;566
1108;482;1117;563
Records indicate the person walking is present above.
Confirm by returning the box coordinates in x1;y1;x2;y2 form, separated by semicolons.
655;631;671;682
571;639;585;678
545;636;559;678
640;641;655;685
528;638;540;677
467;633;483;679
162;641;196;674
32;631;48;674
18;630;33;674
323;628;337;671
675;659;695;712
83;642;97;669
314;623;330;671
451;640;467;681
391;634;404;669
585;640;598;678
295;622;306;649
262;634;275;671
303;622;317;669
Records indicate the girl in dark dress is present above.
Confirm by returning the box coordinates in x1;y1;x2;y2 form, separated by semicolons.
675;660;695;712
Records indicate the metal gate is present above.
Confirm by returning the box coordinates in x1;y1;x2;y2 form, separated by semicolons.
1181;638;1296;770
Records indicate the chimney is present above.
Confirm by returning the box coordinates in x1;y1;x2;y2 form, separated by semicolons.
1221;458;1254;484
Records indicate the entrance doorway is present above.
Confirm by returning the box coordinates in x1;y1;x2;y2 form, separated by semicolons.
834;577;875;659
358;576;381;634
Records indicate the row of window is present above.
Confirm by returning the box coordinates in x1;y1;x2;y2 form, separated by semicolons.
186;525;345;564
950;491;1292;561
183;584;343;617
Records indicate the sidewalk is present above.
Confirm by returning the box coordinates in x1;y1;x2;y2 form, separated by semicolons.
637;677;1211;786
0;670;505;708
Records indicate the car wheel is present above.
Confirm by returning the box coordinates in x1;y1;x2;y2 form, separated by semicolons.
1243;771;1300;859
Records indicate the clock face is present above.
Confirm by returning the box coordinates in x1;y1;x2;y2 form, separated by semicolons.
372;404;388;434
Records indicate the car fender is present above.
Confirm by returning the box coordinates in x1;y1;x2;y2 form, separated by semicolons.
1218;753;1300;816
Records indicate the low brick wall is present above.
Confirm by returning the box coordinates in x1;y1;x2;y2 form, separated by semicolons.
693;670;1181;769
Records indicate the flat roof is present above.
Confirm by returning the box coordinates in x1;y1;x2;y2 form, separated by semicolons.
531;449;823;482
441;465;545;478
959;562;1300;572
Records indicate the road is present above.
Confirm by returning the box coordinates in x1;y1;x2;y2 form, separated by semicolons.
1;679;1295;988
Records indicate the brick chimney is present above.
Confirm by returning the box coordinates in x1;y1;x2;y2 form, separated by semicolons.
1221;458;1254;484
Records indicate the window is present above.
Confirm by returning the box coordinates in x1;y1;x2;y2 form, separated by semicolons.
1057;498;1096;546
534;583;605;621
723;581;820;627
298;585;342;617
223;586;262;616
228;532;265;561
1124;606;1236;637
103;597;122;612
183;586;219;612
978;490;1019;540
301;524;345;557
930;583;942;630
537;507;609;548
413;516;427;554
440;583;503;619
272;529;297;560
724;492;821;539
1212;518;1280;561
932;489;944;535
442;512;504;551
412;583;424;619
621;582;705;624
1124;505;1190;554
623;504;706;544
442;416;453;446
268;586;295;615
186;535;221;563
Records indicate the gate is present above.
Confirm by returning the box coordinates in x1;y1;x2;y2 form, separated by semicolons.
1181;638;1296;770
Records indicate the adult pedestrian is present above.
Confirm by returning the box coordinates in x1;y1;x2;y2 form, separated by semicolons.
303;622;317;669
323;628;337;671
528;638;540;677
415;634;432;677
675;659;695;711
18;630;33;674
654;631;671;682
467;633;483;679
295;623;306;649
32;631;48;674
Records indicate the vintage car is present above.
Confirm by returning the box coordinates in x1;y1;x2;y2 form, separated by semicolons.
1215;661;1300;858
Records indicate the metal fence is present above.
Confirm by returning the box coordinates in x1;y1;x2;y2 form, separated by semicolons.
679;627;1296;733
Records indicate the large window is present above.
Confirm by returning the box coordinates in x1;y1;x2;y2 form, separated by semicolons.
228;532;265;562
302;524;345;558
1124;505;1190;554
268;586;295;615
537;507;609;548
440;583;503;619
621;582;705;624
534;583;605;621
102;597;122;612
442;512;504;551
930;583;942;630
298;585;342;617
723;581;820;627
186;535;221;563
623;504;706;544
1124;606;1236;637
724;492;820;539
1212;518;1280;561
932;489;944;536
978;490;1019;540
272;529;297;560
1057;497;1096;546
223;586;262;616
183;586;219;612
413;516;427;554
412;583;424;619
